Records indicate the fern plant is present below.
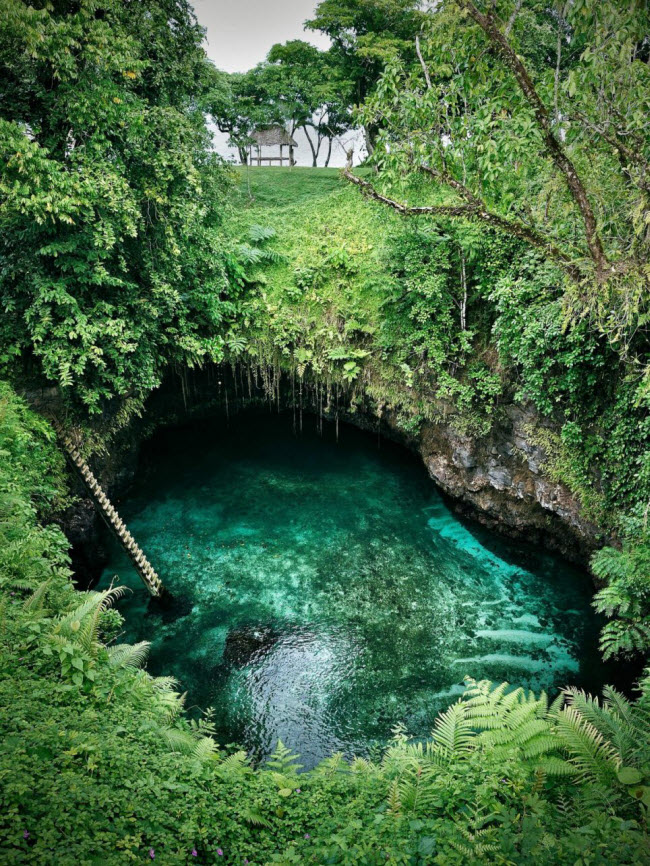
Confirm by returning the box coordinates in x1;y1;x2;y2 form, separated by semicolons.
265;739;303;775
553;687;650;792
447;803;502;861
592;542;650;660
464;679;559;764
248;224;277;243
42;585;128;686
265;739;303;796
236;223;286;280
159;706;220;762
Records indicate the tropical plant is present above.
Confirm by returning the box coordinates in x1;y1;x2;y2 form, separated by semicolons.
0;0;237;415
592;542;650;660
345;0;650;356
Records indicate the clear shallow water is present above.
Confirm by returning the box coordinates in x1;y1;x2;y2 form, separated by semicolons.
99;413;606;768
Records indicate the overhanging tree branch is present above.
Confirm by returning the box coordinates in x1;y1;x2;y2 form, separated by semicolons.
342;164;581;279
456;0;610;276
571;111;650;181
505;0;523;37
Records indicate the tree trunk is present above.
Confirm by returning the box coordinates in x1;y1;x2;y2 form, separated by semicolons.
363;125;375;158
460;250;467;331
324;136;334;168
303;125;319;167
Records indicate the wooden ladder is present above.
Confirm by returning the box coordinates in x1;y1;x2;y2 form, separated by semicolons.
58;430;166;598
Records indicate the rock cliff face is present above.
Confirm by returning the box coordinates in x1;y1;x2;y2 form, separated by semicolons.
412;404;603;564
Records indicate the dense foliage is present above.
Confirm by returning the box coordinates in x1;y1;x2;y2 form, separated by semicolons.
1;1;650;863
0;0;238;413
352;1;650;318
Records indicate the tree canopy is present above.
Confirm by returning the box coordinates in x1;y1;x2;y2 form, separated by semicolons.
344;0;650;354
0;0;237;413
307;0;425;102
207;40;353;167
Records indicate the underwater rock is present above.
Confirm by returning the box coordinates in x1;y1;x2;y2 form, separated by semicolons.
224;625;279;666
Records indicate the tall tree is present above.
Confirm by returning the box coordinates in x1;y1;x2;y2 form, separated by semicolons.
343;0;650;355
266;41;353;166
204;65;274;164
0;0;236;415
307;0;425;151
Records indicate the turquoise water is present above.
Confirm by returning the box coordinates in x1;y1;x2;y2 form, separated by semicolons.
99;413;606;768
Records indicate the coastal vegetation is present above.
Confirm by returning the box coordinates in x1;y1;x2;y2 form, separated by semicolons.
1;0;649;862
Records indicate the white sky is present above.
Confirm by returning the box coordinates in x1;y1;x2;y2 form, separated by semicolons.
192;0;365;167
192;0;330;73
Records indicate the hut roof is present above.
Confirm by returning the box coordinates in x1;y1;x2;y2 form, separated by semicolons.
250;126;297;147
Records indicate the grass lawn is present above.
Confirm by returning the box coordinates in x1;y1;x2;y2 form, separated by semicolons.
234;166;352;209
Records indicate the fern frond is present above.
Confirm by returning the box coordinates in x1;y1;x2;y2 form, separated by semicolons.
55;586;127;632
521;734;560;759
237;243;266;265
192;736;218;762
431;700;475;757
465;713;503;729
248;224;277;242
387;779;401;816
23;578;53;612
216;750;250;777
152;675;180;691
160;727;198;756
565;688;637;759
548;692;566;717
107;641;150;670
591;547;632;584
600;618;650;659
481;718;549;750
554;705;620;781
535;690;550;717
239;807;272;829
499;687;526;713
265;739;303;774
602;686;634;723
315;752;347;776
537;757;579;777
593;583;635;618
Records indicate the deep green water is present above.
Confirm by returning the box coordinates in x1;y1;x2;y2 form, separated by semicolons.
99;413;607;768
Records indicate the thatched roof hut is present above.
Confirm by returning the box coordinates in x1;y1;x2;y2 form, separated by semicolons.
250;127;298;148
248;126;297;166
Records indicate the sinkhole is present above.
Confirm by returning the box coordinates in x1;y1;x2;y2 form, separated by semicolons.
99;412;612;769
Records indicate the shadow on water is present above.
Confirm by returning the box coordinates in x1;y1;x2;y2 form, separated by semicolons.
99;411;632;768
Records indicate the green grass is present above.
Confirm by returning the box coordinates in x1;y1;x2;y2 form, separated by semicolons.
234;166;346;209
228;165;393;361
